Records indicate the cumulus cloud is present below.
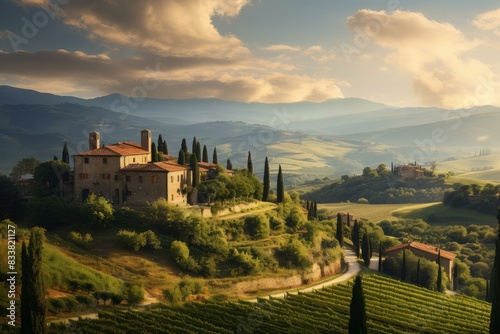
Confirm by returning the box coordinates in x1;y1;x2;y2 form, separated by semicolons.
304;46;323;54
473;8;500;35
347;9;495;108
262;44;301;52
1;0;345;103
59;0;251;58
0;49;344;102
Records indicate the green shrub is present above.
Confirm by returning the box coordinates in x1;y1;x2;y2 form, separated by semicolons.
123;283;145;305
83;194;114;228
116;230;146;251
228;249;260;276
67;231;93;249
276;238;312;270
142;230;162;250
244;214;270;240
170;240;200;273
163;277;203;304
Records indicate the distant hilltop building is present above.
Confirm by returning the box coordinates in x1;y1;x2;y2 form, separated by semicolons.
384;242;456;280
394;163;424;182
73;129;223;206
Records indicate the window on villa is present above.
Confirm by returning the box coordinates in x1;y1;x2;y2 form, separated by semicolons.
177;175;180;182
171;194;174;201
115;174;119;181
152;176;157;183
79;173;89;180
139;176;143;183
133;158;136;162
103;157;108;164
126;175;131;182
171;176;174;183
84;157;89;164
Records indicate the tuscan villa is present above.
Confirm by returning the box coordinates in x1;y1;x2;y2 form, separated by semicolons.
74;130;191;205
384;242;456;280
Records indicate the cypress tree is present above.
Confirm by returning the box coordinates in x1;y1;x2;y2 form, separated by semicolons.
178;148;185;165
247;151;253;174
306;200;311;220
202;145;209;163
486;280;490;303
21;242;32;332
362;233;370;267
192;137;197;155
491;209;500;334
158;134;163;153
416;259;421;286
263;156;270;202
313;200;318;219
378;242;382;272
352;220;360;258
347;212;351;227
276;164;284;203
401;250;407;281
22;228;47;334
453;262;459;291
181;138;188;154
62;142;69;164
436;249;443;292
226;158;232;170
163;140;168;155
213;147;218;164
195;141;201;162
336;213;344;247
53;155;58;161
348;275;367;334
190;154;199;188
151;142;158;162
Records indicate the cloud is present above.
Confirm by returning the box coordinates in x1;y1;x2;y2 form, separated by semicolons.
59;0;251;58
2;0;345;103
0;49;344;102
262;44;301;52
304;46;323;54
473;8;500;35
347;10;495;108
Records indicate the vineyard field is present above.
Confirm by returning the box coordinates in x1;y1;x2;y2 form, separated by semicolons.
52;274;491;334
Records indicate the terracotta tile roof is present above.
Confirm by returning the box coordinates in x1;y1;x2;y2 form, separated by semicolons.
385;242;456;260
197;162;234;175
76;142;148;156
120;162;188;173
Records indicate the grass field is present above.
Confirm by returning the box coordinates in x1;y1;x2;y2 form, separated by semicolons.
318;203;419;222
392;202;497;226
319;202;498;226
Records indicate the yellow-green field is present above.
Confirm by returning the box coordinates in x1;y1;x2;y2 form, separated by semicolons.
319;202;498;226
318;203;417;222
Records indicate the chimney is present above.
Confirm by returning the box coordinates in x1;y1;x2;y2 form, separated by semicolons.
89;131;100;150
141;129;151;153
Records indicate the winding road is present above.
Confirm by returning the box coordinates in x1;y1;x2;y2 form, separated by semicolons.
247;247;361;302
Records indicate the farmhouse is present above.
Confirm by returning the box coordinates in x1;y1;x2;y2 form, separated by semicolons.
395;164;424;182
74;130;192;205
385;242;456;280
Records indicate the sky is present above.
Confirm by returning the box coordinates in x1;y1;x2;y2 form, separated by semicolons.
1;0;500;108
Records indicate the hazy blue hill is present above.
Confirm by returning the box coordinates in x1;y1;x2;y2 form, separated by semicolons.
0;85;391;125
0;85;87;105
338;108;500;148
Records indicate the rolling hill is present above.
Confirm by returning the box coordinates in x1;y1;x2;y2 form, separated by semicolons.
1;86;500;185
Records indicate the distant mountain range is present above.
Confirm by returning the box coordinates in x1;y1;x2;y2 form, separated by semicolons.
1;85;499;184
